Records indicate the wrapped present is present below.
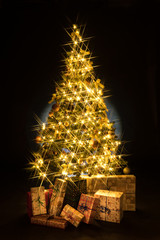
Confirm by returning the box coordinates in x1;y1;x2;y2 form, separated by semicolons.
27;189;53;218
30;186;47;216
94;190;123;223
49;178;67;216
61;204;84;227
63;178;87;209
84;175;136;211
31;214;68;229
106;175;136;211
77;193;99;224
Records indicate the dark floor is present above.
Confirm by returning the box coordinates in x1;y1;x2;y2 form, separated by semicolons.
1;165;160;240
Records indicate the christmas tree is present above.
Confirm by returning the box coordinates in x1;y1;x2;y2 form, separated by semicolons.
30;24;127;185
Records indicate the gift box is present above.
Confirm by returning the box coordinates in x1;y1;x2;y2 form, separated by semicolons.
49;178;67;216
30;186;47;216
60;204;84;227
63;178;87;209
84;175;136;211
94;190;123;223
77;193;98;224
31;214;68;229
106;175;136;211
27;189;53;218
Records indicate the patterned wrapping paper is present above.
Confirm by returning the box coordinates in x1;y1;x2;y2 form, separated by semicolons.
49;178;67;216
30;186;47;216
31;214;68;229
77;193;99;224
85;175;136;211
106;175;136;211
107;175;136;193
123;193;136;211
94;190;123;223
83;175;108;195
60;204;84;227
27;189;53;218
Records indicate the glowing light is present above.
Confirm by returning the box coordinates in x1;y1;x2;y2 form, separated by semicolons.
62;170;68;176
29;24;126;184
42;123;45;130
38;158;43;166
78;140;83;145
96;174;105;178
109;167;114;172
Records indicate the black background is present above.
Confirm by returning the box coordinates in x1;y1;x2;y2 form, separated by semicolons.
2;1;160;240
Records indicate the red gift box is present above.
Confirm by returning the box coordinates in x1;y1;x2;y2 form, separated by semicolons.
77;193;98;224
27;189;53;218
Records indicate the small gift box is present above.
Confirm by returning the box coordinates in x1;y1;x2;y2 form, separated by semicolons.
31;214;68;229
94;190;123;223
27;189;53;218
77;193;98;224
49;178;67;216
30;186;47;216
61;204;84;227
106;175;136;211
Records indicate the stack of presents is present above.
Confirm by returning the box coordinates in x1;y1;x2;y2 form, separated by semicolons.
27;175;136;229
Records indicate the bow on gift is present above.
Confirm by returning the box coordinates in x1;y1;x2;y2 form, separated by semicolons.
35;195;44;208
67;213;74;221
51;183;60;201
100;206;111;215
79;204;88;212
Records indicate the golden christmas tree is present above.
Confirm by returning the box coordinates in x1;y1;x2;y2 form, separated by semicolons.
30;24;127;185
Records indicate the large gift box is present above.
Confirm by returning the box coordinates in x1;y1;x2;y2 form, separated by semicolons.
27;189;53;218
31;214;68;229
77;193;98;224
30;186;47;216
61;204;84;227
106;175;136;211
94;190;123;223
84;175;136;211
49;178;67;216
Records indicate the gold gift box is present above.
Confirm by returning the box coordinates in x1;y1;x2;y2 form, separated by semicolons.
106;175;136;211
85;175;136;211
31;214;68;229
94;190;123;223
49;178;67;216
61;204;84;227
30;186;47;216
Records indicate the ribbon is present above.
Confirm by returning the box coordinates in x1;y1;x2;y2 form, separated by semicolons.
35;196;44;207
99;206;111;215
79;203;88;212
63;209;75;224
67;213;75;222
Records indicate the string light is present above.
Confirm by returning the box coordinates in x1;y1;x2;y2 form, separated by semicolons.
30;24;126;183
